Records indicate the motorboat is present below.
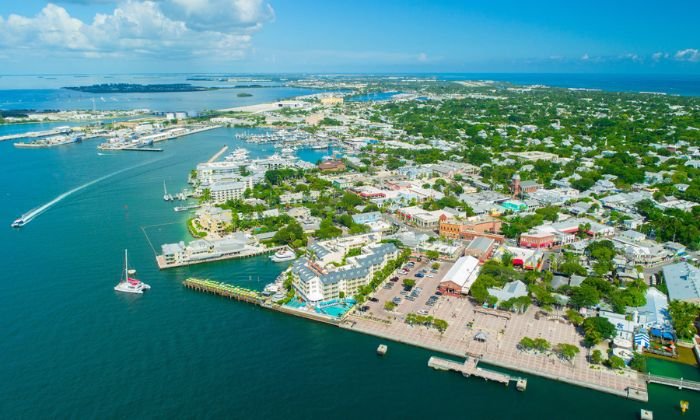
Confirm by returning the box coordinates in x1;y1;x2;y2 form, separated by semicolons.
270;249;296;262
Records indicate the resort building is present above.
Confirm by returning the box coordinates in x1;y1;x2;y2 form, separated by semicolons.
210;179;253;203
291;243;398;303
194;206;232;236
438;255;481;296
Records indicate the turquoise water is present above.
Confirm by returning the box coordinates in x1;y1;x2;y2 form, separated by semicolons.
2;124;700;418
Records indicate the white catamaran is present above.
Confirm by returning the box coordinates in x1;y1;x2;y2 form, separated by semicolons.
114;249;151;294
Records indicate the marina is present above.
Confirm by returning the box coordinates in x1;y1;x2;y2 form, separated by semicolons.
14;134;82;148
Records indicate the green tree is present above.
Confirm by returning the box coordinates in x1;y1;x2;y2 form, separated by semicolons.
582;316;616;347
590;349;603;365
566;308;584;326
629;354;647;372
668;301;700;340
402;278;416;288
606;355;625;370
556;343;580;362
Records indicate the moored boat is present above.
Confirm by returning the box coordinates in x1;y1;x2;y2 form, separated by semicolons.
114;249;151;294
270;249;296;262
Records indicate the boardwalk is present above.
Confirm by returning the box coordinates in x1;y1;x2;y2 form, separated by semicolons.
207;145;229;163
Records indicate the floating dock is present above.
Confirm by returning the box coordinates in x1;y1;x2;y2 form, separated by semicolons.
428;356;526;390
377;344;388;356
121;147;163;152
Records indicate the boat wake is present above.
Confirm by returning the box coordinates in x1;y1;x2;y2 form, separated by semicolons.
13;158;162;228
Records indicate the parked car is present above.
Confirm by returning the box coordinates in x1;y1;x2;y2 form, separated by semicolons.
418;309;429;315
415;273;425;278
392;297;402;304
435;291;443;296
369;297;379;302
390;277;399;282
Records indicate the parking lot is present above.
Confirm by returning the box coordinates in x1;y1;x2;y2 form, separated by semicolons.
361;258;455;321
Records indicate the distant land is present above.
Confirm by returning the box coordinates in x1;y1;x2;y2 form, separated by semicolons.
236;92;253;97
63;83;219;93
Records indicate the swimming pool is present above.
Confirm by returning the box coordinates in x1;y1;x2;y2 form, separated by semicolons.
315;298;357;318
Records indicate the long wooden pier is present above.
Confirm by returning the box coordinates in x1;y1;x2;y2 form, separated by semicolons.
428;356;526;390
646;374;700;391
183;278;263;304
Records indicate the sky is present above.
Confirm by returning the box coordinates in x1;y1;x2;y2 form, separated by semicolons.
0;0;698;74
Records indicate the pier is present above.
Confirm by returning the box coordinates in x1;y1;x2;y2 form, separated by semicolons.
428;356;525;389
183;278;263;304
207;145;229;163
122;147;163;152
156;245;283;269
0;126;72;142
646;374;700;391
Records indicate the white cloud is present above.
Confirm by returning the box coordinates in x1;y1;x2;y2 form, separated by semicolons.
581;53;589;61
417;52;428;62
0;1;273;60
674;48;700;62
651;51;669;62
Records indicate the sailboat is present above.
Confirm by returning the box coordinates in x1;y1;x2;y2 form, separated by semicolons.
114;249;150;294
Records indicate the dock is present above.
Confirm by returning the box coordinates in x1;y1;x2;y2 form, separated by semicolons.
207;145;229;163
183;278;263;304
156;245;283;269
122;147;163;152
646;374;700;391
377;344;388;356
428;356;525;389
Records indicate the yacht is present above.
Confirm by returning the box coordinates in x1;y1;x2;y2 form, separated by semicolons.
270;249;296;262
163;181;173;201
114;249;151;294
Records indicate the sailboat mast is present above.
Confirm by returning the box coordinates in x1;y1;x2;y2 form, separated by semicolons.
124;249;128;281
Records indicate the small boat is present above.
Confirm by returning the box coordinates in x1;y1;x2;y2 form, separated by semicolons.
270;249;296;262
11;217;26;228
163;181;173;201
114;249;150;294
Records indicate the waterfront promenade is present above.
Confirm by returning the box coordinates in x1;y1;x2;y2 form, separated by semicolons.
342;300;649;401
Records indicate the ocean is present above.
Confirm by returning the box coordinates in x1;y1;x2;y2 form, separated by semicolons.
1;75;699;418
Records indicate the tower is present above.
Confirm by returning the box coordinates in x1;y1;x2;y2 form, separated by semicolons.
511;173;521;198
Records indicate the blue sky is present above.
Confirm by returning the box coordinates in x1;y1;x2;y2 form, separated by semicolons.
0;0;698;74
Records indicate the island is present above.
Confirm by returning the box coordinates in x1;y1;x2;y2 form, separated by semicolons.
63;83;219;93
236;92;253;97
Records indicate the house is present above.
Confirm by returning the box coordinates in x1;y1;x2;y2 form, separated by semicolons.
488;280;528;304
438;256;481;296
662;262;700;303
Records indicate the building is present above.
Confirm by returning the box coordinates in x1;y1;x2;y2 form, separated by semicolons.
519;232;556;248
320;96;344;106
438;214;502;239
464;237;496;262
210;179;252;203
318;160;346;172
488;280;528;305
195;206;232;236
438;256;481;296
352;212;382;225
291;243;398;302
662;262;700;303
